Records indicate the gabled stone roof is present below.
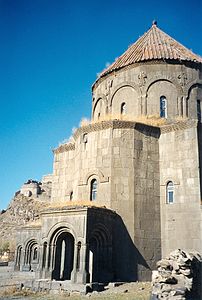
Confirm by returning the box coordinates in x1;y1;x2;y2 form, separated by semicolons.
100;21;202;78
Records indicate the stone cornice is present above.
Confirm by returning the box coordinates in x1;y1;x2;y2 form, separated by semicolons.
73;120;136;139
92;60;201;90
54;142;75;154
41;205;116;216
54;119;198;154
160;119;198;134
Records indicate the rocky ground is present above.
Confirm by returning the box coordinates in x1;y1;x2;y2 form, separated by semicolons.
0;282;152;300
0;266;151;300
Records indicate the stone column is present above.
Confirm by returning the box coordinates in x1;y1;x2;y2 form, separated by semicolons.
177;96;183;116
141;94;147;115
38;245;43;270
44;244;51;279
71;242;89;284
183;96;188;117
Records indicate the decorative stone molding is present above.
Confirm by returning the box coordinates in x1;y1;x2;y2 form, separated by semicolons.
109;82;141;106
54;143;75;154
79;169;109;186
54;120;198;155
145;77;183;96
185;80;202;98
105;79;113;96
45;221;78;242
177;72;188;86
160;177;180;186
92;94;108;118
160;119;198;134
92;59;201;90
138;71;147;87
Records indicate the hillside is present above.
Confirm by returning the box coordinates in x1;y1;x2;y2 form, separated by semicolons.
0;191;49;257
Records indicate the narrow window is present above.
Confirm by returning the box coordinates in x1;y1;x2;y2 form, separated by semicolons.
121;102;126;115
90;179;97;201
76;242;81;271
180;97;183;116
83;133;88;150
70;191;73;201
33;247;38;260
160;96;167;118
167;181;174;204
98;112;101;119
197;100;201;122
83;133;88;143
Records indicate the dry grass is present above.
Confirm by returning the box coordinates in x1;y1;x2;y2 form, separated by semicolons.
80;114;169;128
46;200;105;209
0;286;37;297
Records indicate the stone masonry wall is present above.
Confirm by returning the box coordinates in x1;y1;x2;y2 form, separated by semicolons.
159;123;202;257
51;121;162;281
92;62;201;121
51;128;111;206
132;124;161;280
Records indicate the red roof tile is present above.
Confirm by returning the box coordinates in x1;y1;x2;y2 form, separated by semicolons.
100;22;202;77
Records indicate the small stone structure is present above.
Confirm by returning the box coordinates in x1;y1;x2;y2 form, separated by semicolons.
152;249;202;299
20;176;52;200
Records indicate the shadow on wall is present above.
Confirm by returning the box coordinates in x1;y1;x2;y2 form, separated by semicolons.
85;210;150;284
113;214;150;282
187;260;202;300
134;123;160;138
197;123;202;202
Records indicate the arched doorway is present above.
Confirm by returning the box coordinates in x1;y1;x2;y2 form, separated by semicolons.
52;231;74;281
88;226;112;283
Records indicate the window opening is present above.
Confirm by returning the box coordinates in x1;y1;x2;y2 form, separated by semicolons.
167;181;174;204
197;100;201;122
90;179;97;201
160;96;167;118
33;247;38;260
70;191;73;201
83;133;88;150
76;242;81;271
121;102;126;115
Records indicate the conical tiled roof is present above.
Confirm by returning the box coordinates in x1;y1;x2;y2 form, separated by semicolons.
100;22;202;77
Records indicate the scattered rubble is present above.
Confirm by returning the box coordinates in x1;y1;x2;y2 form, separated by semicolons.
151;249;202;299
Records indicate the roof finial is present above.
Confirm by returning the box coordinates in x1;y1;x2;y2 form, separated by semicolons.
152;20;157;26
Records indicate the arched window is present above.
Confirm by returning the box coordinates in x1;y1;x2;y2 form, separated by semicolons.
33;247;38;260
83;133;88;143
83;133;88;150
160;96;167;118
90;179;97;201
121;102;126;115
197;100;201;122
167;181;174;204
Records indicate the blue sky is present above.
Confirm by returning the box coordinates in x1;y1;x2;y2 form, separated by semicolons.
0;0;202;209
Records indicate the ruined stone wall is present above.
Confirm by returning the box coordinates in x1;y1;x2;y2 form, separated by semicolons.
159;121;202;257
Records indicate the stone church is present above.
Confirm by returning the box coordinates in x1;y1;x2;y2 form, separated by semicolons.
14;22;202;283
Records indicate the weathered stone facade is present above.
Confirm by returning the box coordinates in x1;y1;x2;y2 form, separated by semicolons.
14;23;202;285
